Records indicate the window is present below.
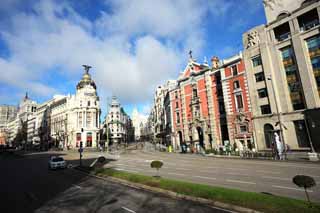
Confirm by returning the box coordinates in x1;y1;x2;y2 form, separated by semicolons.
294;120;310;148
231;65;238;76
80;101;82;107
255;72;265;82
193;88;198;98
274;22;291;42
88;101;90;107
260;104;271;114
175;91;178;99
281;46;305;110
78;112;82;127
175;102;179;108
252;55;262;67
86;112;91;127
306;35;320;98
264;124;274;148
258;88;268;98
233;80;240;89
239;125;248;133
298;9;319;32
235;93;243;110
86;132;92;147
176;112;180;124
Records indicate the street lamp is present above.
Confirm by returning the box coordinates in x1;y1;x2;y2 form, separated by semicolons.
267;75;287;159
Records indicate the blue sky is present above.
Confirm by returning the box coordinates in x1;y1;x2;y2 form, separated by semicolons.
0;0;266;117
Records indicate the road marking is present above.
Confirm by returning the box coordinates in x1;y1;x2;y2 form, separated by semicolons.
176;168;191;171
257;170;281;174
72;184;82;189
121;206;136;213
272;185;313;192
168;172;185;176
261;176;291;181
226;179;256;185
226;173;250;176
226;168;248;171
193;175;216;180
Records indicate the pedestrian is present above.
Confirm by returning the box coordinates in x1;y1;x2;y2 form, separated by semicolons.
274;132;284;160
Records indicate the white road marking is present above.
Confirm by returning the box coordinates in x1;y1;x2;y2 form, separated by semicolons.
257;170;281;174
226;173;250;176
72;184;82;189
193;175;216;180
176;168;191;171
261;176;291;181
168;172;185;176
226;168;248;171
115;164;125;166
226;179;256;185
272;185;313;192
121;206;136;213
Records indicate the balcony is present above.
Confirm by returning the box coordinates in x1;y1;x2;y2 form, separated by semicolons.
274;23;291;42
298;9;319;32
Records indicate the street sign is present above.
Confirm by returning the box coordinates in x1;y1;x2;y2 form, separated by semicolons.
78;148;83;153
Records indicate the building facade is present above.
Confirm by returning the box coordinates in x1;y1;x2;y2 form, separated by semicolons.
105;96;133;145
6;66;101;150
220;53;254;151
243;0;320;152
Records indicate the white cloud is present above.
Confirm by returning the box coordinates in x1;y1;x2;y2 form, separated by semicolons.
0;0;248;109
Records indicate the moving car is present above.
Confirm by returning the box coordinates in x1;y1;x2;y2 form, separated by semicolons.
48;156;66;170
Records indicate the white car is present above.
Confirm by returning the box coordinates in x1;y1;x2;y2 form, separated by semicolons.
48;156;66;170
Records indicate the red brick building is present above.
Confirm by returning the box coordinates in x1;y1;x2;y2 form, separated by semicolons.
170;56;229;152
169;53;253;152
220;53;254;151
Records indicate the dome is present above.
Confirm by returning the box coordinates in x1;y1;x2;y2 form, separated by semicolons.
77;65;97;90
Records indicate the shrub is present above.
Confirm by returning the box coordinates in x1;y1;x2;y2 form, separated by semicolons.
293;175;316;203
150;160;163;177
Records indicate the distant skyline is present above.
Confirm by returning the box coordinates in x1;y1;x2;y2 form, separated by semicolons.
0;0;266;117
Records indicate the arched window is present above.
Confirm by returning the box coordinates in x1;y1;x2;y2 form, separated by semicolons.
277;12;289;20
264;124;274;148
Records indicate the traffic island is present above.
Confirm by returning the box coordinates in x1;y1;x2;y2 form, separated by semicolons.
88;168;320;213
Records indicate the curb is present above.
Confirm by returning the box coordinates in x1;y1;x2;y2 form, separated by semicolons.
74;167;261;213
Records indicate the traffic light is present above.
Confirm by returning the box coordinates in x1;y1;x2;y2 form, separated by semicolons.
80;141;83;148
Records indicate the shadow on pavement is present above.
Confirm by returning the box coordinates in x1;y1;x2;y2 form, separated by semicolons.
0;151;110;213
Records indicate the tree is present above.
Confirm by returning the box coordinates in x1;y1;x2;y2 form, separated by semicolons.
292;175;316;203
150;160;163;177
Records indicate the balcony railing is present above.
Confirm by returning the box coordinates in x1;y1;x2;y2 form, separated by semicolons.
300;19;319;32
276;32;291;42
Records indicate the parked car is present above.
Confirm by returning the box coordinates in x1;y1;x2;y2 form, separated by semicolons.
48;156;66;170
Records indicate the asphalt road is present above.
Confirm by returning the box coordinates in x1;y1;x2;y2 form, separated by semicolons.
0;151;230;213
104;148;320;202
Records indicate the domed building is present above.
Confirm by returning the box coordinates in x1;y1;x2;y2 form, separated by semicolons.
66;65;101;148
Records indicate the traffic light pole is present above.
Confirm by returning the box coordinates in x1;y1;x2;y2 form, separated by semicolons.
79;141;83;167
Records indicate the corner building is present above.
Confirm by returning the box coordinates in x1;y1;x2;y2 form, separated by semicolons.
243;0;320;152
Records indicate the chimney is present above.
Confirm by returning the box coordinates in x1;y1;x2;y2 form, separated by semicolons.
211;56;219;69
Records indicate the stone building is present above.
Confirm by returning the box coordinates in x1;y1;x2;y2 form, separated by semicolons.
242;0;320;152
0;105;17;130
105;96;132;145
6;66;101;150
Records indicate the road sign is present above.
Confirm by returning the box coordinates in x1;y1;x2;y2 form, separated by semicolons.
78;148;83;153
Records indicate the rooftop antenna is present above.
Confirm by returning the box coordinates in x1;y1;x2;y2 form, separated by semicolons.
188;50;193;59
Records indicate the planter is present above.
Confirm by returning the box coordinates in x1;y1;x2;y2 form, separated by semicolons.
308;152;319;162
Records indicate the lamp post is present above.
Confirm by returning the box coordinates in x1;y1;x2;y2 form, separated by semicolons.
267;75;287;159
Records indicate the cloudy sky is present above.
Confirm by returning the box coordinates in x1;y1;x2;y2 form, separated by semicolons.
0;0;266;117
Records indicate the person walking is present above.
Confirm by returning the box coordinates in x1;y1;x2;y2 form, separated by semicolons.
274;132;284;160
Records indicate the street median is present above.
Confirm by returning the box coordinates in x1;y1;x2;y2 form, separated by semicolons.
89;167;320;213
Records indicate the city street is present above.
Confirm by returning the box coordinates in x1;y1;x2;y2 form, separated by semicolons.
104;147;320;202
0;151;229;213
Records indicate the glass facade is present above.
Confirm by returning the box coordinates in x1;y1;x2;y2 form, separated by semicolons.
280;46;305;110
306;35;320;97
